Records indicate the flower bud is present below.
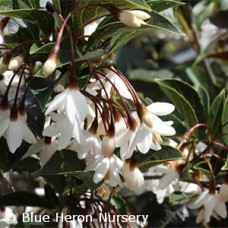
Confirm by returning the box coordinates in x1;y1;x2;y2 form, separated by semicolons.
8;55;24;71
101;136;116;157
118;10;150;27
137;102;153;128
122;161;144;190
43;54;57;76
219;182;228;202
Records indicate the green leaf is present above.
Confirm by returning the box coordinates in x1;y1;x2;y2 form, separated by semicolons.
129;69;173;82
156;79;204;129
65;171;101;196
43;175;66;194
222;97;228;145
186;65;212;94
0;192;47;207
194;84;210;117
111;196;127;215
221;156;228;171
35;150;86;175
12;157;41;173
108;30;141;54
146;0;184;12
193;161;210;175
169;191;194;206
138;145;183;172
29;42;54;55
28;0;40;8
208;89;225;134
146;11;184;35
74;0;151;27
0;138;10;171
44;184;60;209
0;9;54;35
28;77;55;111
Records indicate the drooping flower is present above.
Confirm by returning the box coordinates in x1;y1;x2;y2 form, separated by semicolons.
45;87;90;145
122;161;144;190
188;189;227;223
0;109;36;153
23;138;58;167
118;10;151;27
86;154;123;187
125;102;175;158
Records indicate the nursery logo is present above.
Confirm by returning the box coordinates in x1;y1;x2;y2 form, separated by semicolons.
0;214;17;224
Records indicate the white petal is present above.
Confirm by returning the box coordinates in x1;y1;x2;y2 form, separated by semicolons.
153;118;176;136
93;158;109;183
158;171;179;190
0;117;10;137
45;89;68;114
21;122;37;144
188;190;209;209
137;133;152;153
214;196;227;218
6;122;23;153
147;102;175;116
204;195;216;223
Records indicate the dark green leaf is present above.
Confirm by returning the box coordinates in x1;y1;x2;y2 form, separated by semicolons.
146;10;184;35
222;97;228;145
222;156;228;171
12;157;41;173
194;84;210;116
28;0;40;8
111;195;127;215
44;184;60;209
0;192;47;207
28;77;55;111
74;0;151;27
193;161;210;175
0;138;10;171
138;145;183;172
0;9;54;35
169;191;194;206
30;42;54;55
35;150;86;175
66;171;101;196
156;79;204;129
43;175;66;194
129;69;173;82
146;0;184;12
208;89;225;134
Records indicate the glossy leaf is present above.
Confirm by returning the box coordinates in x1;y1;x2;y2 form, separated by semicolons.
169;191;194;206
208;89;225;134
194;84;210;116
222;97;228;145
156;79;204;129
35;150;86;175
0;9;54;35
138;145;183;172
30;42;54;55
28;77;55;111
44;184;60;209
0;192;47;207
74;0;151;27
146;0;184;12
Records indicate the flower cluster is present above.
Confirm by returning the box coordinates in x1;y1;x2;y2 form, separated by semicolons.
0;10;175;193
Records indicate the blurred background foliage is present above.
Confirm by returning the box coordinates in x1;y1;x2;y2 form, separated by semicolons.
115;0;228;226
